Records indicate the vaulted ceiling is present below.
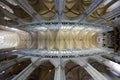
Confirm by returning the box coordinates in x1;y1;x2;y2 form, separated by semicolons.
0;0;120;51
0;1;120;80
0;0;120;27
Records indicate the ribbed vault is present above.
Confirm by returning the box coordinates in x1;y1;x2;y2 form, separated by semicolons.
0;0;120;80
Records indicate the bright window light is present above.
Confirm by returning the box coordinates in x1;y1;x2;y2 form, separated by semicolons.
0;36;4;44
10;28;19;31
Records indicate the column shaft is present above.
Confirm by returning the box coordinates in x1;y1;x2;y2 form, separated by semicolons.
12;57;42;80
72;58;108;80
93;56;120;74
0;56;24;72
54;65;66;80
95;6;120;23
0;6;25;24
103;54;120;62
54;0;66;15
51;59;66;80
13;0;41;21
79;0;105;21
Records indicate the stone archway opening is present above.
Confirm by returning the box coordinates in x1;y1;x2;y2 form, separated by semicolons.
27;61;55;80
65;60;93;80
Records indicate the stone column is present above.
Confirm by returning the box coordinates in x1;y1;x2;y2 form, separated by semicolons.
79;0;105;21
51;58;66;80
12;57;45;80
0;6;25;24
72;58;108;80
54;0;66;15
95;6;120;23
103;54;120;62
0;56;24;72
0;54;16;61
13;0;42;21
92;56;120;74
